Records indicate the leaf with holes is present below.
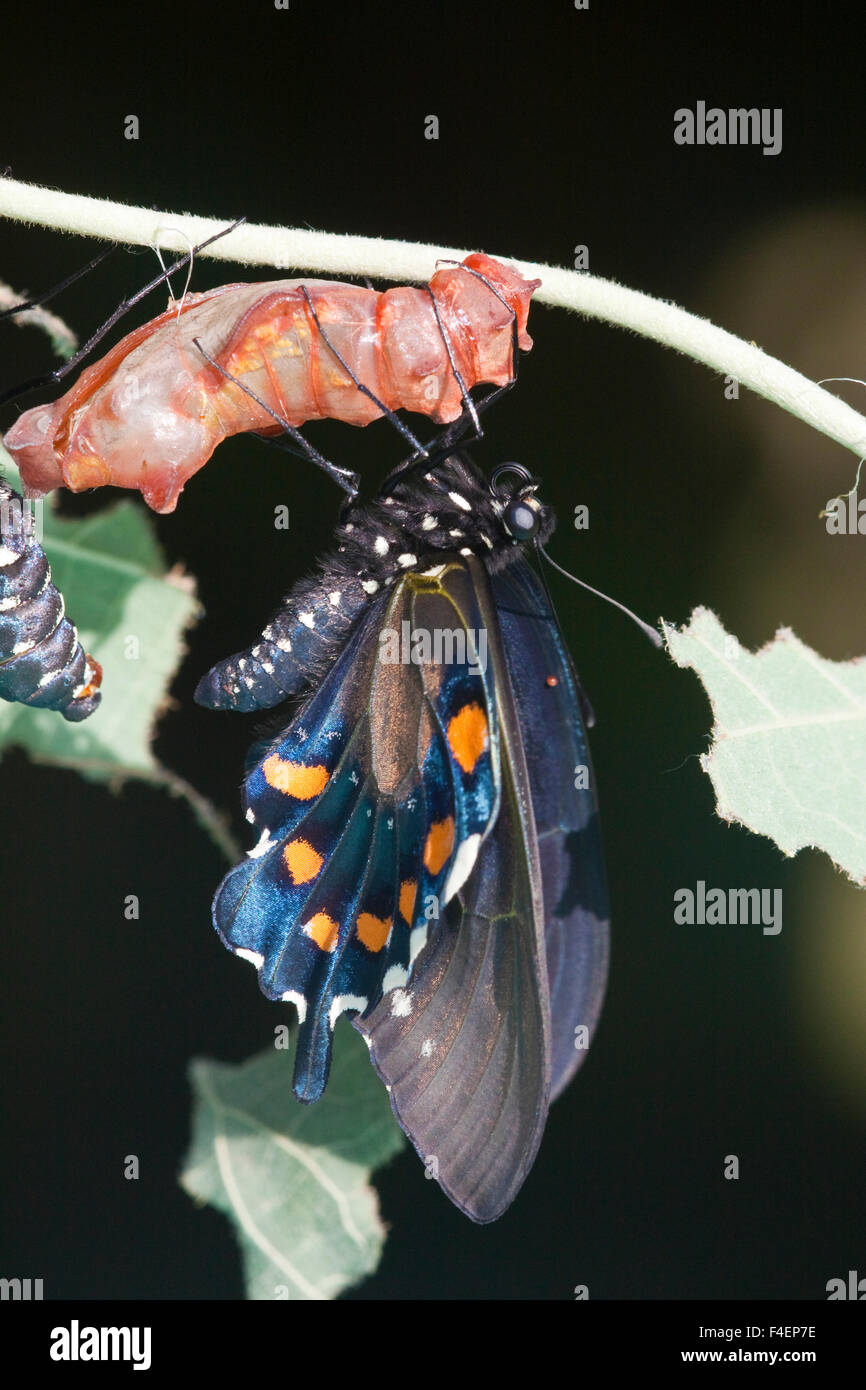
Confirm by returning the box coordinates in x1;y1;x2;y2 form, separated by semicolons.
663;607;866;885
180;1029;405;1301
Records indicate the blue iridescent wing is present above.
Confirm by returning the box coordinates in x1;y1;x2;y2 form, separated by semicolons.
0;477;101;720
212;558;501;1102
353;554;609;1221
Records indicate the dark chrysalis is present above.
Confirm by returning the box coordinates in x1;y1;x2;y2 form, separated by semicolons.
0;477;101;720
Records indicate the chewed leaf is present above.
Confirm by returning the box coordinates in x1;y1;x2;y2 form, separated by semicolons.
663;607;866;886
0;449;240;853
180;1030;405;1301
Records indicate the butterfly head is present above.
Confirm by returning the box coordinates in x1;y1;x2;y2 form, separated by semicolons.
490;462;552;548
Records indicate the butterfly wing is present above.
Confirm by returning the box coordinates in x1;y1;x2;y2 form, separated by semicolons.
491;555;609;1099
212;557;501;1102
354;554;609;1221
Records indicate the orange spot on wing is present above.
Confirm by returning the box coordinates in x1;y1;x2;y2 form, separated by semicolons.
263;754;328;799
283;838;324;884
447;702;488;774
356;912;392;952
424;816;455;876
399;878;417;925
304;912;339;952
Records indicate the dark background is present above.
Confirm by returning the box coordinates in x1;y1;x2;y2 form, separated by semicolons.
1;0;864;1300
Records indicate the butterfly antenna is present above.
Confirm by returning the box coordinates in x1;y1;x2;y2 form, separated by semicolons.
537;544;663;648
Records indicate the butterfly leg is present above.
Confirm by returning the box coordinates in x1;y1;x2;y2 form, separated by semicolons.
0;219;244;410
0;245;117;323
299;286;430;462
380;272;522;496
191;338;361;500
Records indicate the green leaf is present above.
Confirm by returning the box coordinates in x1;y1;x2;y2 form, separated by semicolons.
180;1029;405;1301
663;607;866;886
0;449;237;857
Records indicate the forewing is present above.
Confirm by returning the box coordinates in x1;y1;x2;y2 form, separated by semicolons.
492;555;609;1099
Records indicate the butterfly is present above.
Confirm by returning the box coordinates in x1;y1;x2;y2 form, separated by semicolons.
195;449;610;1223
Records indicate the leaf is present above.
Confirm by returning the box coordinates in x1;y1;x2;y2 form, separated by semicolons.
663;607;866;885
0;449;237;857
180;1029;405;1301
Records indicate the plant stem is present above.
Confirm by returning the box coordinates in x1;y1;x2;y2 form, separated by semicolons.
2;176;866;466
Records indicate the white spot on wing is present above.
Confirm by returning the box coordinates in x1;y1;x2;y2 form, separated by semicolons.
382;963;409;993
329;994;368;1029
397;553;417;567
444;833;482;902
0;546;18;566
361;579;379;594
299;611;315;629
390;990;413;1018
421;515;437;531
281;989;307;1024
276;637;292;653
329;591;341;606
421;1038;433;1057
449;490;472;511
374;535;389;556
236;947;264;970
409;924;428;965
247;828;273;859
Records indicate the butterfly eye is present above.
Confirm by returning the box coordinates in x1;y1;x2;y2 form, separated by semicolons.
504;495;542;541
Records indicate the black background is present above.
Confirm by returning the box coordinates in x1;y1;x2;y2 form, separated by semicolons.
1;0;865;1301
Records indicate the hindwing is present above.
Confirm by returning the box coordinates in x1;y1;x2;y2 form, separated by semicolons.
212;557;501;1101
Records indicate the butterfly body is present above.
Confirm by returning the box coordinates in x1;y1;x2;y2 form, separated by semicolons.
198;452;609;1221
